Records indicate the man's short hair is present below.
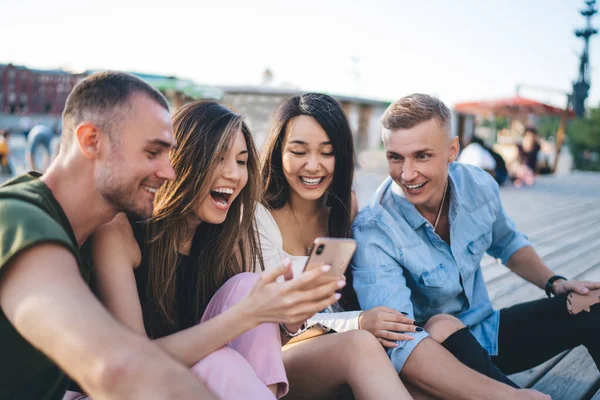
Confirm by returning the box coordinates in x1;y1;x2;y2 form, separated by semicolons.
381;93;452;134
61;71;169;147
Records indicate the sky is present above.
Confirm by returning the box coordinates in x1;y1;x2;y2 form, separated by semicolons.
2;0;599;108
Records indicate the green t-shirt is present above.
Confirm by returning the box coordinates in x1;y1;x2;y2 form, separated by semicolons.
0;173;90;400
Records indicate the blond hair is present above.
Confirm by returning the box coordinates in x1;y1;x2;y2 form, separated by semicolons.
381;93;451;134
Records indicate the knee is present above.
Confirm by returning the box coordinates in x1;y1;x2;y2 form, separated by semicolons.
202;273;259;321
219;272;259;297
191;347;246;377
339;330;383;355
423;314;465;343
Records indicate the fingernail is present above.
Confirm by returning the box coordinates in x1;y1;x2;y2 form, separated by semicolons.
322;264;331;272
415;327;424;332
337;280;346;288
401;311;409;315
282;258;291;266
334;293;341;300
413;321;418;325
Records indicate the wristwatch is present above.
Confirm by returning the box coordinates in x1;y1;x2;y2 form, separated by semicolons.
545;275;567;298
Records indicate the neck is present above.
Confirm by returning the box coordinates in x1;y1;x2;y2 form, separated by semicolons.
180;214;203;255
40;156;118;247
287;190;324;219
415;180;449;225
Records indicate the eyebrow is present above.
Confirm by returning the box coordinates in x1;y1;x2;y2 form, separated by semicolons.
387;148;434;156
239;149;248;155
147;138;178;150
288;140;332;146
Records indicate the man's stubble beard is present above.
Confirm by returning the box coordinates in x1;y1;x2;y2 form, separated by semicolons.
98;150;152;220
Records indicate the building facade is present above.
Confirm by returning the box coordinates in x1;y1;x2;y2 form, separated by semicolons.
0;63;84;116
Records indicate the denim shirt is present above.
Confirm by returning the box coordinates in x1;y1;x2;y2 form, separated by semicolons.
351;163;530;372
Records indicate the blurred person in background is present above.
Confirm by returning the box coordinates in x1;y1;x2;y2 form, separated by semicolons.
459;135;508;186
0;129;13;176
518;127;542;173
27;124;55;172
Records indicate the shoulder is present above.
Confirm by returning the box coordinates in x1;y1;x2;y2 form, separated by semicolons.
91;213;141;267
0;198;75;271
353;177;394;228
0;198;68;238
255;203;282;241
450;163;499;209
254;202;273;222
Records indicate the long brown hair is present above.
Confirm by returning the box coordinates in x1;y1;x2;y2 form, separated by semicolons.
146;101;261;336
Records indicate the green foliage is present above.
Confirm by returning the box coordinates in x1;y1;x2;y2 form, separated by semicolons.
568;106;600;150
480;116;509;130
567;105;600;170
536;116;560;139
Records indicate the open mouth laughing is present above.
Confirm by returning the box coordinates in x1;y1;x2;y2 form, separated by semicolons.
210;187;234;210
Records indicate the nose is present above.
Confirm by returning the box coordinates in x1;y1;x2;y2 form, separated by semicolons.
222;159;240;182
157;157;176;182
305;154;322;173
401;160;418;182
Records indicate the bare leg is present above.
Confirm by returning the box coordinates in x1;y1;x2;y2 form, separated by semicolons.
401;338;549;400
405;382;439;400
283;330;412;400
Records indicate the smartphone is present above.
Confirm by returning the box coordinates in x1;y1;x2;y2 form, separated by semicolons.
303;237;357;278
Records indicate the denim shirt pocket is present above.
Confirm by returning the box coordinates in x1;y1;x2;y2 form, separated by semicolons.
420;264;449;288
467;232;493;256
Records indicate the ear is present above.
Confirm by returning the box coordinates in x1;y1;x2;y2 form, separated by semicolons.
75;122;103;159
449;136;460;163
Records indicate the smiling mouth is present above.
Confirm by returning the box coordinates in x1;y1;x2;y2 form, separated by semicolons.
300;176;325;186
403;181;428;191
142;185;159;194
210;187;234;208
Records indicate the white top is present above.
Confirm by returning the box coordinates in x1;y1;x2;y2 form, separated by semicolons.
459;142;497;170
255;203;361;332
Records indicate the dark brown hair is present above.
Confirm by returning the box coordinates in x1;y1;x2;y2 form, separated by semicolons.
261;93;355;239
260;93;359;309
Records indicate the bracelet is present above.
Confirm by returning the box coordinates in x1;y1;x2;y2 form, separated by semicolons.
279;323;307;338
545;275;567;298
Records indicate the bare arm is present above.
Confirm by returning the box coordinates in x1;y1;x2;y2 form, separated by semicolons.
94;214;342;367
506;245;554;289
0;243;215;400
507;245;600;296
92;215;261;365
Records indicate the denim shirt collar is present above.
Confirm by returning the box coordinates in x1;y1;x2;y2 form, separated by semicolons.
388;163;464;231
